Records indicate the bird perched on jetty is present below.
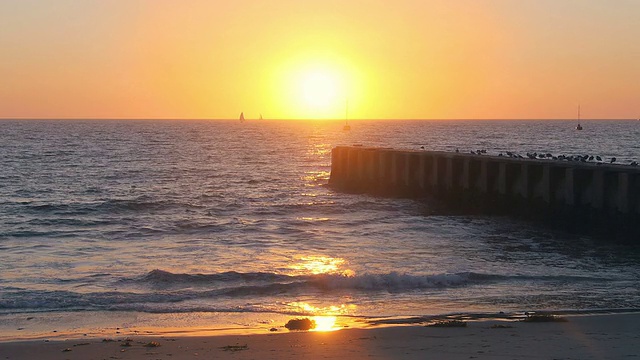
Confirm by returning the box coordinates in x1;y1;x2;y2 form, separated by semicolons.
611;157;617;164
596;156;602;162
631;161;638;166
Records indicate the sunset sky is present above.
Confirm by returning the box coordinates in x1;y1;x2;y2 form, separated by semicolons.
1;0;639;120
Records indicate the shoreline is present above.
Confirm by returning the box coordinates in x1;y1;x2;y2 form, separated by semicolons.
2;313;640;359
2;308;639;342
4;308;639;343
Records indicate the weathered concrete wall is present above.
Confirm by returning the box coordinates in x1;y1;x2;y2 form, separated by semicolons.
329;146;640;240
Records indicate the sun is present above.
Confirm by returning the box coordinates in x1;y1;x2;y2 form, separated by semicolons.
273;57;353;119
300;70;341;111
294;65;346;118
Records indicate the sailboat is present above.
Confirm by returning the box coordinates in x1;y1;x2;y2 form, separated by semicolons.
343;100;351;131
575;105;583;130
259;114;263;120
239;112;245;123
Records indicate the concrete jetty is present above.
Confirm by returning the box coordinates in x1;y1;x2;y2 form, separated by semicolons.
329;146;640;240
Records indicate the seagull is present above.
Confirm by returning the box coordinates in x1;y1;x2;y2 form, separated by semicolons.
596;156;602;161
611;157;617;164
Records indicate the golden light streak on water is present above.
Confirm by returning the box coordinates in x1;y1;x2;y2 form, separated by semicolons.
310;316;339;332
289;255;349;275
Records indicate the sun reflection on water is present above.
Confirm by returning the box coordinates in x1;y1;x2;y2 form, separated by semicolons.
297;217;330;221
283;256;356;331
311;316;338;332
289;255;351;275
286;302;355;332
287;301;353;315
302;170;331;187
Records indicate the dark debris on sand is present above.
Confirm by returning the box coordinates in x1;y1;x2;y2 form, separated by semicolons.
220;344;249;352
522;314;568;323
285;318;316;331
426;320;468;328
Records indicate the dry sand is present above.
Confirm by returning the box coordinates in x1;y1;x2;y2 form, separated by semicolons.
2;313;639;360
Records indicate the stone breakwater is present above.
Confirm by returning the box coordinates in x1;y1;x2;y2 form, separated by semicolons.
329;146;640;241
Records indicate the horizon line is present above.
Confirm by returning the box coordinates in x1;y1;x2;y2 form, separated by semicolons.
1;117;638;121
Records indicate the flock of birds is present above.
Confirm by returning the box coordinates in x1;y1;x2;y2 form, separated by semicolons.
495;151;640;166
418;146;639;166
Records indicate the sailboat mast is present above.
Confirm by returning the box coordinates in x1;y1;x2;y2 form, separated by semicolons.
345;99;349;125
342;99;351;130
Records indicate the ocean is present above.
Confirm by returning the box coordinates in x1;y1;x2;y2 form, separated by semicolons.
1;119;639;339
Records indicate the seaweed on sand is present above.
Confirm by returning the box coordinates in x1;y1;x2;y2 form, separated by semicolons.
426;320;468;328
522;314;567;323
285;318;317;331
490;324;513;329
220;344;248;351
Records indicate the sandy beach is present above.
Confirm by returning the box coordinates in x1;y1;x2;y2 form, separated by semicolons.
2;313;639;360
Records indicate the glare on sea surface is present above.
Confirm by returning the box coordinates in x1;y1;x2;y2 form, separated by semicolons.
311;316;339;332
283;256;357;332
288;302;352;315
286;302;353;332
289;255;350;275
303;169;330;183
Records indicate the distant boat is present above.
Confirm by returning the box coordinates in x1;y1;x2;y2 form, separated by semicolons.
259;114;263;120
575;105;582;130
239;112;245;122
343;100;351;131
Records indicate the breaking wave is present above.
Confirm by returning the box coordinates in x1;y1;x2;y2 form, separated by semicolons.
1;269;614;315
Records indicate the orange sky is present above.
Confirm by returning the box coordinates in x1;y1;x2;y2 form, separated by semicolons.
1;0;639;119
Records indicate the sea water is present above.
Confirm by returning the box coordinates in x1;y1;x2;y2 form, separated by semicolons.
1;119;640;339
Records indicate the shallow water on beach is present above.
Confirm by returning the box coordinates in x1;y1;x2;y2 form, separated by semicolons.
1;119;640;339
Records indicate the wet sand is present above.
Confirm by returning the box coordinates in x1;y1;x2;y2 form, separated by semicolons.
2;313;639;359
